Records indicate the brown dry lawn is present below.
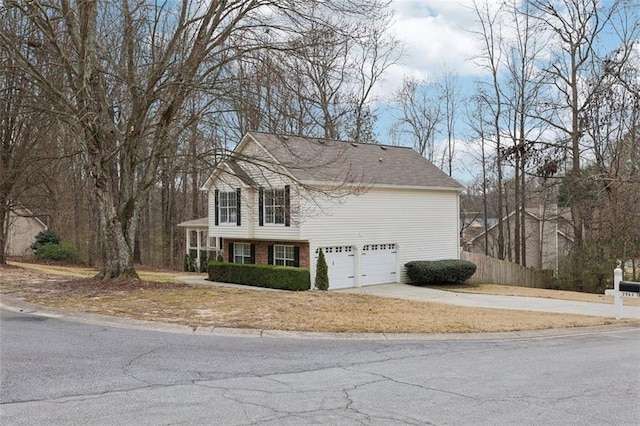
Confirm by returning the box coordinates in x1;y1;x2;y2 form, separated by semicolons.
1;262;637;334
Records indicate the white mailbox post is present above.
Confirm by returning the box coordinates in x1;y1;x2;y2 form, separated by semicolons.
605;268;640;319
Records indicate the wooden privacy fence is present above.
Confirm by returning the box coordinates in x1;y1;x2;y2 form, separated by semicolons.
461;251;554;288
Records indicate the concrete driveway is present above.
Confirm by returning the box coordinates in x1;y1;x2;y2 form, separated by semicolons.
335;283;640;319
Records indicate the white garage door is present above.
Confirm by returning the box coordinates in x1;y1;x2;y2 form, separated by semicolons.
361;243;397;286
316;246;355;289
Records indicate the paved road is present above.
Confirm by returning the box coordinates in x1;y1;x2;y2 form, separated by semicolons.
1;308;639;425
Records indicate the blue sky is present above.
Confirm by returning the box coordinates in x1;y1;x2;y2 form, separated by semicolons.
372;0;633;185
373;0;495;183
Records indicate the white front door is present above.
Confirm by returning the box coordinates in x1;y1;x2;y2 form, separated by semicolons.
361;243;397;285
316;246;355;289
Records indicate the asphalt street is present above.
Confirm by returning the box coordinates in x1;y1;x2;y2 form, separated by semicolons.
1;307;639;425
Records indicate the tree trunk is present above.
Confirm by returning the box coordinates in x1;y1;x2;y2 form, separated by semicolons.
0;199;8;265
514;150;521;264
520;152;527;267
94;187;139;279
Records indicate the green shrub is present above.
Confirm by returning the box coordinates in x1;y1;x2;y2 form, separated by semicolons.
208;261;310;291
405;259;477;285
31;230;60;255
556;244;613;293
199;251;209;273
184;253;196;272
36;242;85;264
315;249;329;290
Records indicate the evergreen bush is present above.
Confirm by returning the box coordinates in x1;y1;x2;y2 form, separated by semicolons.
315;249;329;290
184;253;196;272
35;242;85;264
199;251;209;273
405;260;477;285
31;230;60;255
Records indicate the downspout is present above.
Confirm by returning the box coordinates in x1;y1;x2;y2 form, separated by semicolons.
457;191;462;259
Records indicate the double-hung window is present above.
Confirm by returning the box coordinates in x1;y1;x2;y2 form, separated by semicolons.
233;243;252;264
219;191;237;224
273;244;295;266
264;189;285;225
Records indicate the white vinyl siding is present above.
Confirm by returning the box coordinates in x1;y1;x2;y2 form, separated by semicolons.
302;187;460;286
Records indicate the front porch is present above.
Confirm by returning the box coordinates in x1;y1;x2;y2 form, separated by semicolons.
177;217;218;271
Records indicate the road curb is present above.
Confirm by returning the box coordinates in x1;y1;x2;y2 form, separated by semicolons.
1;294;638;341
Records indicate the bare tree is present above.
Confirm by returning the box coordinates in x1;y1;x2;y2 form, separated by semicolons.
500;0;549;266
390;76;442;161
465;93;493;256
471;0;507;259
345;13;401;142
1;0;392;279
0;8;54;264
437;66;462;177
527;0;620;265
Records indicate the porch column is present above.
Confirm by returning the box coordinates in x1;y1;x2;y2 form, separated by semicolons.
185;229;191;255
196;230;203;269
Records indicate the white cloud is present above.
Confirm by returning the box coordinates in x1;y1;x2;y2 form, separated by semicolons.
376;0;502;100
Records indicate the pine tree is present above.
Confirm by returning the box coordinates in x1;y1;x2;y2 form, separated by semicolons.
315;249;329;290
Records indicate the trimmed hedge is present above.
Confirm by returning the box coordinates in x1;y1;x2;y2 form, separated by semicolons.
405;259;477;285
208;261;310;291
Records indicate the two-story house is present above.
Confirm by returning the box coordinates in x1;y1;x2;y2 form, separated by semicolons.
199;131;463;289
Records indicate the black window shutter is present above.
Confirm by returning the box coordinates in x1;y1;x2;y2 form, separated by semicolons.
284;185;291;227
236;188;241;226
228;242;234;263
293;246;300;267
268;244;274;265
214;189;219;226
258;187;264;226
250;244;255;264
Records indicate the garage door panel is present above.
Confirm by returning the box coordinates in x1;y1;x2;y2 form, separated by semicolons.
316;246;355;289
361;243;397;286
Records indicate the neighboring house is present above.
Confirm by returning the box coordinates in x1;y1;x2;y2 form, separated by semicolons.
4;207;47;257
197;131;463;289
463;205;574;271
460;215;499;245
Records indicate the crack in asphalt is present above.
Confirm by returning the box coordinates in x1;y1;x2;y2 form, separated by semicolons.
120;346;168;386
0;343;494;407
4;327;638;425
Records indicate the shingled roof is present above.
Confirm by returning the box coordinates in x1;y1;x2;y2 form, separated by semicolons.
246;132;463;190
